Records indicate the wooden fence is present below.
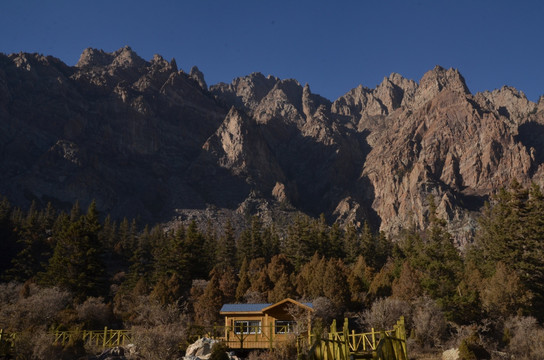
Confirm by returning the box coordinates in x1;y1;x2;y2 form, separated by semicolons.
0;327;132;355
1;319;407;360
308;317;407;360
198;323;308;350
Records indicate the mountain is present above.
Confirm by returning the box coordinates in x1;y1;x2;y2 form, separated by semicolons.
1;47;543;244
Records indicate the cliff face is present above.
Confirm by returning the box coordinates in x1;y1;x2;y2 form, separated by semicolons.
1;49;543;244
0;47;226;220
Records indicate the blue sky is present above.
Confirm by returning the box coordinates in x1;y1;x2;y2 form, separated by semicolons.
1;0;543;101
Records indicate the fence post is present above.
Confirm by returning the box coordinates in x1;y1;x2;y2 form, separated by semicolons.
343;318;350;359
103;327;107;349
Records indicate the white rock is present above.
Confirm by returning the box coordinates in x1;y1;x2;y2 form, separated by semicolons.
442;348;459;360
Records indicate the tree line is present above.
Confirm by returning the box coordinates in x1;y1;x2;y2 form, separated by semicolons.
1;180;544;358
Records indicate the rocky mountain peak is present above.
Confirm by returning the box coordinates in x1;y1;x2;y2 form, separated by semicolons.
75;48;113;68
111;46;146;69
190;66;207;90
76;46;147;70
210;72;279;111
477;85;535;122
412;66;470;109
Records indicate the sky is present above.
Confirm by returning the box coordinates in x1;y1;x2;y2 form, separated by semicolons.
1;0;543;102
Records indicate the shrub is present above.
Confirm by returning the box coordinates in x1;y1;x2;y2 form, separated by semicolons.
247;337;298;360
0;283;72;331
358;297;410;331
411;297;446;348
131;324;185;360
458;333;489;360
209;342;230;360
128;295;188;360
504;316;544;360
75;296;112;329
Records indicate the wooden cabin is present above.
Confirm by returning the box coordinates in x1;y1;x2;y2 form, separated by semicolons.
219;298;314;349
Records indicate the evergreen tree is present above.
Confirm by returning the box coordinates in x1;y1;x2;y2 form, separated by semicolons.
194;273;223;326
127;225;154;288
7;201;52;281
235;257;251;301
100;214;117;252
217;266;238;303
343;222;360;264
250;216;264;259
322;258;350;311
116;217;137;258
268;273;295;303
237;228;253;267
216;220;236;270
0;196;16;276
347;255;373;305
408;196;463;318
284;215;314;270
185;220;207;279
261;225;280;261
296;253;326;299
475;182;544;319
327;222;344;258
42;201;106;301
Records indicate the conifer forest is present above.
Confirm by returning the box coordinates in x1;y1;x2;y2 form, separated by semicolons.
1;181;544;359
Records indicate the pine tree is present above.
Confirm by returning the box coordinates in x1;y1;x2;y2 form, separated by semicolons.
185;220;207;279
347;255;373;305
216;220;236;270
268;273;295;303
217;266;238;302
42;201;106;301
236;257;251;301
284;215;314;270
237;229;253;267
8;201;52;281
327;222;344;258
0;196;16;276
322;258;350;311
296;253;326;299
127;226;154;288
194;273;223;326
475;182;544;320
407;196;463;318
261;225;280;261
343;222;360;264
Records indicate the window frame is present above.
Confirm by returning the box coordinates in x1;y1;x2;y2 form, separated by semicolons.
233;320;261;334
274;320;296;334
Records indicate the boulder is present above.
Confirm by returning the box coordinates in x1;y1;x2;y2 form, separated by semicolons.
184;337;219;360
442;348;459;360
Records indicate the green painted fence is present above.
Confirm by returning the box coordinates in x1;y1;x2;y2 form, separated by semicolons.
0;327;133;356
307;317;407;360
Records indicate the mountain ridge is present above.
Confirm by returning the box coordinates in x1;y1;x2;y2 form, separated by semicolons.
1;47;543;245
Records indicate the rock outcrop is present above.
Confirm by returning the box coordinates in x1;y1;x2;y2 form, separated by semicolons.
1;47;543;245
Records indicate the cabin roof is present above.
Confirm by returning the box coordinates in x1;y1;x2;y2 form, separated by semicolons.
220;298;313;314
220;303;272;313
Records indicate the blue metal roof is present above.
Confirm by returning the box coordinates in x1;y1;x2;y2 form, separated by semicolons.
220;301;313;313
220;303;272;312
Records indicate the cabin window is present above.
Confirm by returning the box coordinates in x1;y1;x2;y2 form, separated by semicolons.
275;320;296;334
234;320;261;334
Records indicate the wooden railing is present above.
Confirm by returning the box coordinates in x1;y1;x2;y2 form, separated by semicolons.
200;323;307;349
1;319;407;360
308;317;407;360
53;327;133;348
0;327;133;355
